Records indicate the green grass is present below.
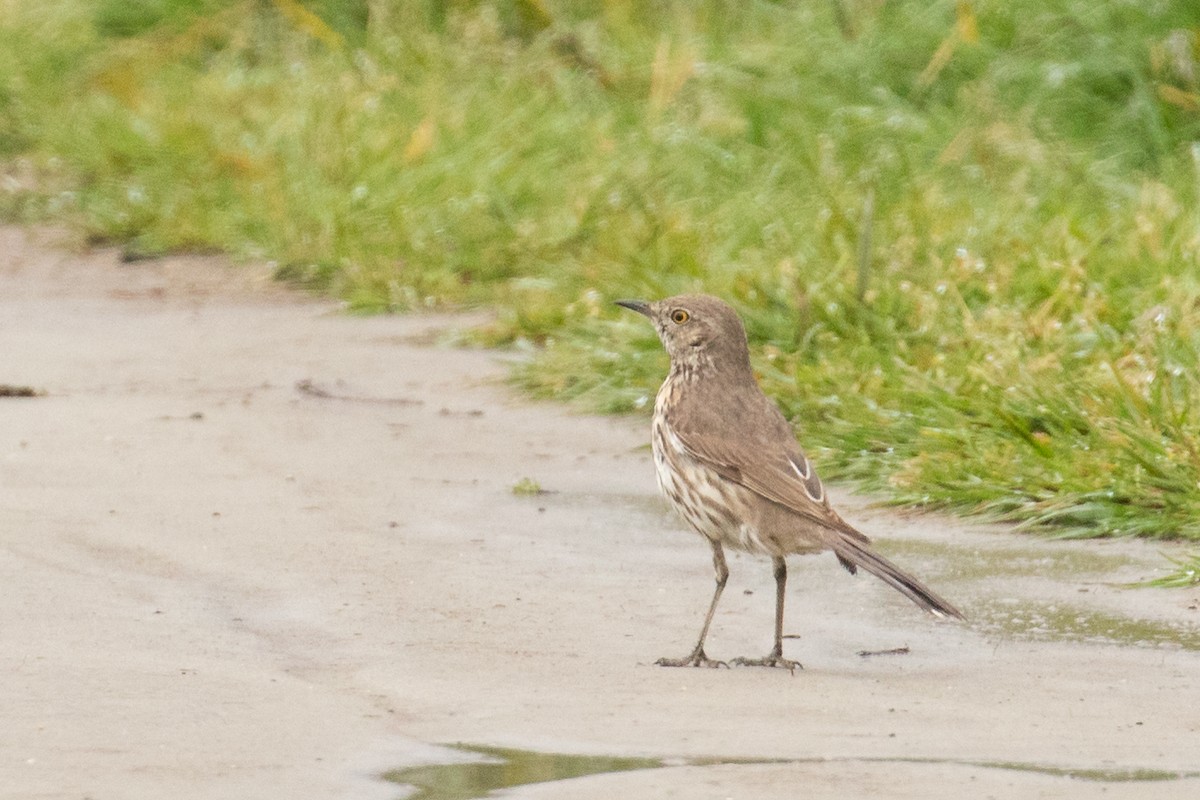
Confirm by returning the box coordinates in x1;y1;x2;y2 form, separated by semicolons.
511;476;546;496
3;0;1200;540
1135;553;1200;588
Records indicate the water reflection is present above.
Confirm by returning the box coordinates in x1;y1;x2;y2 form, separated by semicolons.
383;744;663;800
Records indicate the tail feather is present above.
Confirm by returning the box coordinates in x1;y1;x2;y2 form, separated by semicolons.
830;537;964;620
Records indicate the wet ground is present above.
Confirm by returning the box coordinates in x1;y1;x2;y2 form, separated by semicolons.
2;225;1198;800
387;743;1200;800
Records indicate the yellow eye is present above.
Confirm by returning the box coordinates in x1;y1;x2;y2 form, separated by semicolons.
671;309;689;324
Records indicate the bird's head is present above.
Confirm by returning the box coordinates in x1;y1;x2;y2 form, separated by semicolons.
615;293;751;376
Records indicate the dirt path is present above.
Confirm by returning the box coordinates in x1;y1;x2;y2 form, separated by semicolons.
2;225;1198;799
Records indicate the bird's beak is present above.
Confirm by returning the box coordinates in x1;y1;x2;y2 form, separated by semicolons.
614;299;652;317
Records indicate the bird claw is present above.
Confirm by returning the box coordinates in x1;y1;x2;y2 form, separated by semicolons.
730;654;803;673
655;649;728;668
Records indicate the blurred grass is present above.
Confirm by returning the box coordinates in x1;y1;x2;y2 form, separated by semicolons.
3;0;1200;540
1134;552;1200;588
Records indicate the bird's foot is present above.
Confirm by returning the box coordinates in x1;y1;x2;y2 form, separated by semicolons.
730;653;803;672
655;647;727;668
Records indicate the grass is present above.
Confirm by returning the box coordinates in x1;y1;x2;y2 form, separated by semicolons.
1135;553;1200;588
511;476;546;496
3;0;1200;541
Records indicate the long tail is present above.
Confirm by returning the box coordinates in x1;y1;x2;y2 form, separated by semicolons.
830;537;965;620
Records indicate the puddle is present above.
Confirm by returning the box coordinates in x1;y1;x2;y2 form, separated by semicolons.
528;496;1199;651
879;540;1200;650
879;539;1132;582
382;745;662;800
964;760;1190;782
976;600;1200;651
384;745;1200;799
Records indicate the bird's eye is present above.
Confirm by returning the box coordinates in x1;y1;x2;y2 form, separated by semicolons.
671;309;689;324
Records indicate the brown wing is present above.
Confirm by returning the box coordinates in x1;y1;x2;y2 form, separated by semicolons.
666;393;870;546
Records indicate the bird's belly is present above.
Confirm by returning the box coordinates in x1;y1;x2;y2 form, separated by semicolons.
652;420;778;556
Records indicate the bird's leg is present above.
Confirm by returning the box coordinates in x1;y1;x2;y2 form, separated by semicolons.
657;540;728;668
732;557;803;672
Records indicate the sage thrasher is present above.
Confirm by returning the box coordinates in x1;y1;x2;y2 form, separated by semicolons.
617;293;963;670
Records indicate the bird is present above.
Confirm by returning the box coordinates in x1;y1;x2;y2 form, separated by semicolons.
616;293;964;670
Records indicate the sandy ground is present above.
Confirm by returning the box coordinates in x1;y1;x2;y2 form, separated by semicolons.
2;224;1199;800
